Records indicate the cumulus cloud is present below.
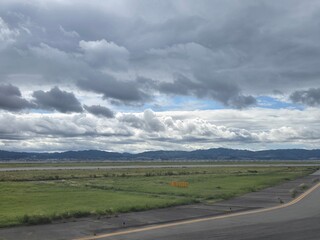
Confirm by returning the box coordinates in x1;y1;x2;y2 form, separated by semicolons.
126;108;320;148
0;84;33;111
1;1;320;151
120;109;165;132
84;105;114;118
1;108;319;152
32;87;83;113
143;109;165;132
290;88;320;107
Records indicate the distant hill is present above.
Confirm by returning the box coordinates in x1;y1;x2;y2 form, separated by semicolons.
0;148;320;161
0;150;126;161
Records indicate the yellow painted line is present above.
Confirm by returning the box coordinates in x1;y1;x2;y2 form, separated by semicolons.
74;182;320;240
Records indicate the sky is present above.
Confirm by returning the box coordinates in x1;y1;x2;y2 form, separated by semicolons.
0;0;320;152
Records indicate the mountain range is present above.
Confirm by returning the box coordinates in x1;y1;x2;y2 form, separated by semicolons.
1;148;320;161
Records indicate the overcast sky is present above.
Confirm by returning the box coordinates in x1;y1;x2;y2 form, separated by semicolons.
0;0;320;152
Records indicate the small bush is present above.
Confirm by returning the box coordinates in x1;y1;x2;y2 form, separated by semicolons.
213;193;235;200
20;214;30;223
290;188;298;198
70;210;91;218
247;186;257;192
277;197;284;204
19;214;51;225
165;171;174;176
59;210;91;219
145;172;153;177
105;208;115;214
299;183;308;190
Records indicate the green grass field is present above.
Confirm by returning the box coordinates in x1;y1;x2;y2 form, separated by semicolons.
0;166;317;227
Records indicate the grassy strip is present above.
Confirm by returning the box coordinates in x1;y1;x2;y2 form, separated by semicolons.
0;166;316;227
0;181;193;228
1;166;317;181
80;170;314;200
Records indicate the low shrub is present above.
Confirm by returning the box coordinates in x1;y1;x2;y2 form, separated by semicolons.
19;214;52;225
289;188;298;198
299;183;308;190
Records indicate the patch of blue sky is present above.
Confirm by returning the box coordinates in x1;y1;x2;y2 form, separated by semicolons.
29;109;53;114
109;95;305;113
150;96;226;111
113;96;226;112
256;96;304;110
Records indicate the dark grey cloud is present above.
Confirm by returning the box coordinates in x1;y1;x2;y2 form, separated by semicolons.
158;75;256;108
1;0;320;109
290;88;320;107
32;87;83;113
77;75;152;105
0;84;33;111
228;95;257;109
84;105;114;118
158;75;197;96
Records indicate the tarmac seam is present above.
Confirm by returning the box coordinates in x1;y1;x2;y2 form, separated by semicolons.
74;182;320;240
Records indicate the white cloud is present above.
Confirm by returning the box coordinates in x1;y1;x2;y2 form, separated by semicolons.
1;108;317;152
